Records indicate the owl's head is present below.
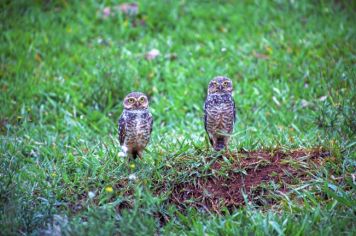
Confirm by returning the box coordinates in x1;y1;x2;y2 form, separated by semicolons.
208;76;233;94
123;92;149;110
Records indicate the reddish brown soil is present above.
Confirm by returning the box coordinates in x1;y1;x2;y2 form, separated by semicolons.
169;148;330;212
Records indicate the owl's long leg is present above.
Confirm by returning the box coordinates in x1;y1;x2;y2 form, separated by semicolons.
137;150;143;158
224;137;233;156
207;134;214;147
214;137;225;151
211;137;217;150
224;137;230;150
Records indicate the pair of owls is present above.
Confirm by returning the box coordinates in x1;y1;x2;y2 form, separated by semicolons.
118;76;236;158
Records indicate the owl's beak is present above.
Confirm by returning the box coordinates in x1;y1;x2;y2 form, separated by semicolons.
218;84;223;91
135;102;140;107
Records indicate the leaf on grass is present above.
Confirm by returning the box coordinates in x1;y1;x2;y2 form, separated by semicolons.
254;52;269;60
165;53;177;61
116;3;139;15
35;53;42;62
145;49;160;60
272;96;281;107
319;96;327;102
301;99;310;108
103;7;111;18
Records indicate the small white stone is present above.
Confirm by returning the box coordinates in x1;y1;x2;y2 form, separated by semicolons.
88;191;95;199
103;7;111;18
122;146;128;153
319;96;327;102
30;149;38;158
118;151;126;157
221;47;227;52
301;99;309;108
145;49;160;60
128;174;137;181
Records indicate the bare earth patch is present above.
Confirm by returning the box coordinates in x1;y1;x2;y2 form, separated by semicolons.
65;148;331;215
169;148;330;212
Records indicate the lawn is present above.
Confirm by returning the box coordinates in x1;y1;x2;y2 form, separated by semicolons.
0;0;355;235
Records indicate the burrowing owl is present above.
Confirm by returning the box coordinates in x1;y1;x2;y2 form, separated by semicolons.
118;92;153;158
204;76;236;151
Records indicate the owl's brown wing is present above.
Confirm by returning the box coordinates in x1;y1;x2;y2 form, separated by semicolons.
233;98;236;123
118;114;126;145
204;100;213;146
148;112;153;136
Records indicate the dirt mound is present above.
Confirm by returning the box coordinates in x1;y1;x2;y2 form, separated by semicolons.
170;148;330;212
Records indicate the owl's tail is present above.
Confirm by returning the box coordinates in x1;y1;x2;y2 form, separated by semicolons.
215;138;225;151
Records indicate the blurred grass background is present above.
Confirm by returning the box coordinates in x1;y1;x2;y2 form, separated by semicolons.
0;0;355;235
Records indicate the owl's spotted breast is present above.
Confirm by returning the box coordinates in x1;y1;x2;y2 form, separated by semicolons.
205;94;235;134
124;110;152;148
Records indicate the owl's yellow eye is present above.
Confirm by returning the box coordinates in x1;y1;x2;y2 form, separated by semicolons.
139;97;145;103
128;98;135;103
211;81;217;86
223;81;229;87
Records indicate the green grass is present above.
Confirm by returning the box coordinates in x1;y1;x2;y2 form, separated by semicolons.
1;0;355;235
